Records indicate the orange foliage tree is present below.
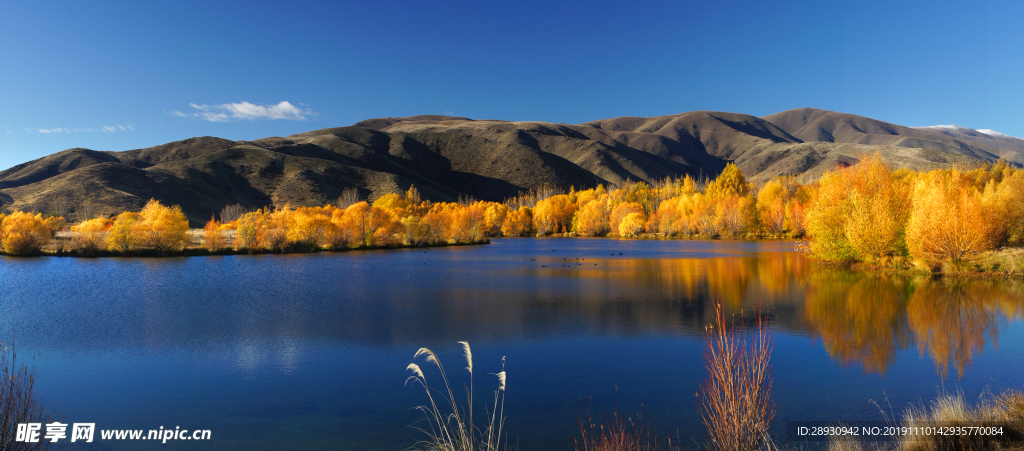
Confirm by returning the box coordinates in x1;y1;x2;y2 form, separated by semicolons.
906;170;992;266
0;211;52;255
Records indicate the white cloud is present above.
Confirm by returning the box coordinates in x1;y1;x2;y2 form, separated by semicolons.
20;124;133;134
170;101;317;122
102;124;134;133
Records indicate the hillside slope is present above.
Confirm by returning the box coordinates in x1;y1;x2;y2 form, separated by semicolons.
1;109;1020;225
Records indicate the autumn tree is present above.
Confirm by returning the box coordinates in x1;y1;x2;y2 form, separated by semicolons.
608;202;644;237
203;216;226;251
905;170;992;266
72;217;109;252
233;210;264;252
618;212;647;237
574;199;610;236
804;154;910;262
501;207;533;237
0;211;52;255
107;212;139;252
134;199;190;252
533;195;575;235
705;163;750;198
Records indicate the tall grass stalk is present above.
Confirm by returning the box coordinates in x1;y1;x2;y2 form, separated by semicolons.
698;302;775;451
405;342;507;451
574;398;678;451
0;342;56;451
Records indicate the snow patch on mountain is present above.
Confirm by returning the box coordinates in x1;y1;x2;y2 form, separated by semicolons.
977;129;1023;141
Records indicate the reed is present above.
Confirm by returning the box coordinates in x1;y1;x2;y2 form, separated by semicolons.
404;342;507;451
827;389;1024;451
898;390;1024;451
574;399;678;451
698;302;775;451
0;342;56;451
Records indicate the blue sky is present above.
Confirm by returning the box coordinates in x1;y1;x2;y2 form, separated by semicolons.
1;0;1022;170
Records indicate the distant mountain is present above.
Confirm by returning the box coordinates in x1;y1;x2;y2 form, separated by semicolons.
2;108;1021;225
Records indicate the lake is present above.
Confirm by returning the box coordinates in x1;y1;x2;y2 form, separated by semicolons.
1;238;1023;450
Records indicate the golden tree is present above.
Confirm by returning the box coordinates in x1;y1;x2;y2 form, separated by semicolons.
133;199;190;252
618;212;647;237
107;212;139;252
500;207;532;237
482;203;509;236
906;170;992;266
233;210;264;252
608;202;644;237
705;163;750;198
574;199;609;236
804;154;910;262
0;211;52;255
532;195;574;235
203;215;225;251
72;217;110;252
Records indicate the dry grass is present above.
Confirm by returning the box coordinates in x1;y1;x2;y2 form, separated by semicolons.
698;302;775;451
898;390;1024;451
574;398;679;451
404;342;507;451
0;342;56;451
972;248;1024;277
827;389;1024;451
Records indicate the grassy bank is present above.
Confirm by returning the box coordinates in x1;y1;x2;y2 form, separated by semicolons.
829;390;1024;451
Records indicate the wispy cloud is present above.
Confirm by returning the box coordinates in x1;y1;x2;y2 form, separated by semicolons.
21;124;134;134
168;101;317;122
102;124;134;133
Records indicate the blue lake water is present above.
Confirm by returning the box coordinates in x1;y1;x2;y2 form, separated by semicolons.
1;238;1023;450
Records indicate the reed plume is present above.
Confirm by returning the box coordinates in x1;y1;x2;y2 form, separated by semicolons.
698;302;775;451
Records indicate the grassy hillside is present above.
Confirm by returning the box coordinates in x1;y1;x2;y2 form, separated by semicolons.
2;109;1021;225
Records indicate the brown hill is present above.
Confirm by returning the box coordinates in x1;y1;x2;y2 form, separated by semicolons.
1;109;1020;225
762;108;1024;165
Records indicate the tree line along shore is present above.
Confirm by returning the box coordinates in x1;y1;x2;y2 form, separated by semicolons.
0;154;1022;276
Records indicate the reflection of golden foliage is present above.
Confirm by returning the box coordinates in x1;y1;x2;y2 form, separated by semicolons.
803;270;911;374
906;280;1008;378
803;270;1024;377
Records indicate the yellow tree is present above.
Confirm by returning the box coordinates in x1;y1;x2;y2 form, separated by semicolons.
0;211;52;255
501;207;533;237
107;212;140;252
482;203;509;236
574;199;610;236
133;199;190;252
203;215;225;251
533;195;574;235
233;210;265;252
618;212;647;237
804;154;910;262
705;163;750;198
72;217;110;252
609;202;644;237
906;170;992;266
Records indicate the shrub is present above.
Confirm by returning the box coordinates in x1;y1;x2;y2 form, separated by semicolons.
71;217;109;253
0;342;57;451
0;212;52;256
133;199;189;252
906;170;992;267
699;302;775;451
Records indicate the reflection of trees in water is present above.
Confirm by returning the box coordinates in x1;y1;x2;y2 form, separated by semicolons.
907;279;1018;378
803;271;912;374
802;270;1024;378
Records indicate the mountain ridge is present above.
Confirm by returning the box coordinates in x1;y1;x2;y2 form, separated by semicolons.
2;108;1021;225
